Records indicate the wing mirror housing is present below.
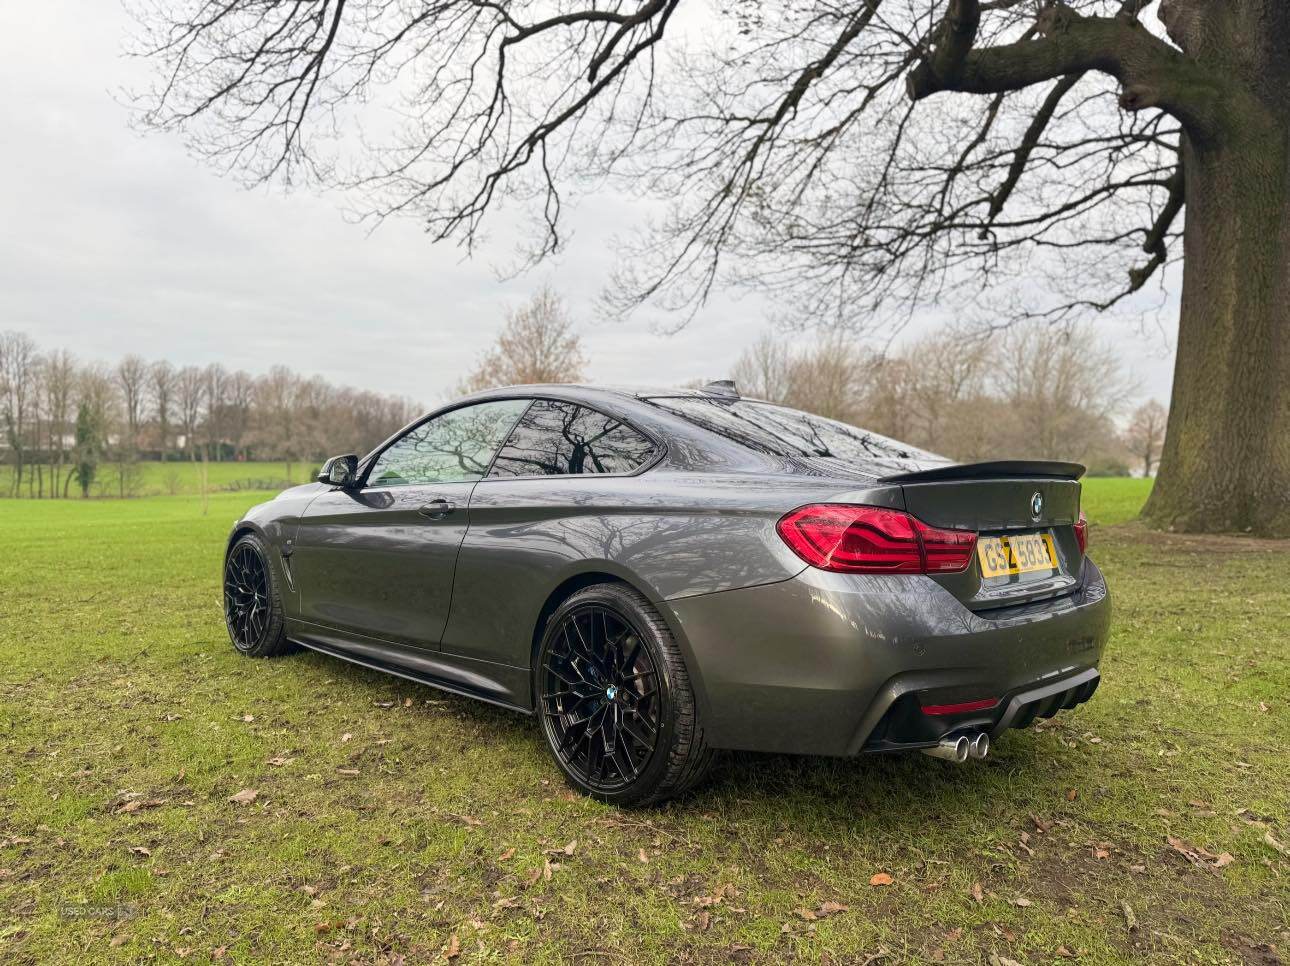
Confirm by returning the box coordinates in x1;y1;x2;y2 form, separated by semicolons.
318;454;360;488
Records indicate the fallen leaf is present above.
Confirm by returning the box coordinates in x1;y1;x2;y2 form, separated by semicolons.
341;733;353;743
128;846;151;857
115;798;165;814
869;872;893;887
266;756;294;767
1166;834;1231;871
989;955;1025;966
1013;897;1032;907
693;910;711;931
336;768;360;777
443;933;461;960
1264;831;1290;857
816;901;849;917
498;848;516;861
1055;946;1075;959
638;848;649;864
944;928;963;942
110;936;128;947
240;714;255;723
794;908;817;922
1066;788;1078;801
970;882;984;904
1120;898;1138;933
228;788;258;806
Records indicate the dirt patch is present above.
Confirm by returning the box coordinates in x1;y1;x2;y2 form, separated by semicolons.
1104;521;1290;555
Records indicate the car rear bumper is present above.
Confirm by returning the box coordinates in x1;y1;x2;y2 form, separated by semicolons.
663;559;1111;756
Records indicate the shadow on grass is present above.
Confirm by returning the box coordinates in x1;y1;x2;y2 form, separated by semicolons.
289;643;1061;841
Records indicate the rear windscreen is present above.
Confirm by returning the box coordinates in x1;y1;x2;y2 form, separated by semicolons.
647;396;947;464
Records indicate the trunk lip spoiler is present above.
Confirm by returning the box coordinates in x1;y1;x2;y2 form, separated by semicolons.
879;460;1086;483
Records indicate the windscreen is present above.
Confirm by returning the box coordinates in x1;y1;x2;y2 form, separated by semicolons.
648;396;949;466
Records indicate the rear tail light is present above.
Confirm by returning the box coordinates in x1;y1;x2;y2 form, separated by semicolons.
1074;511;1089;554
776;504;976;574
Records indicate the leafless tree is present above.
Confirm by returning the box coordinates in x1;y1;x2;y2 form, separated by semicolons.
131;0;1289;534
731;333;794;404
117;354;149;457
149;360;176;460
173;366;205;462
458;287;586;393
44;349;77;498
993;322;1135;462
224;369;254;461
731;331;865;422
1;331;40;496
1124;398;1168;476
254;365;300;480
204;363;230;460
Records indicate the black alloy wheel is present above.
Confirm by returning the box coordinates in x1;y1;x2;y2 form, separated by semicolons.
535;584;714;805
223;533;290;657
540;604;661;791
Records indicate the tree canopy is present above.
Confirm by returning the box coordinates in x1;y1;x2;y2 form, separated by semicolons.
131;0;1290;534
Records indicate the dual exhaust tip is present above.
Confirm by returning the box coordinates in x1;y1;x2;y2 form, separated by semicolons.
922;731;990;762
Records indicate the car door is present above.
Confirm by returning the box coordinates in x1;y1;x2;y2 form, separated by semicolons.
291;398;530;649
442;399;661;668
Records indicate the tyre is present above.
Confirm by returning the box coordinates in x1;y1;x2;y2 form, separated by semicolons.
535;583;715;806
223;533;292;658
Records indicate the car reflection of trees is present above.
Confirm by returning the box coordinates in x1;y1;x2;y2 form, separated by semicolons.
490;400;655;478
371;405;522;485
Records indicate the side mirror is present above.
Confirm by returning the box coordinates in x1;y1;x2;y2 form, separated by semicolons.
318;454;359;488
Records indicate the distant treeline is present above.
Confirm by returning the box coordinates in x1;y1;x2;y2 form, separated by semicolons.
0;330;419;498
731;321;1166;477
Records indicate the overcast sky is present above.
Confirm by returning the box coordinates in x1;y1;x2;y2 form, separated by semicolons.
1;1;1178;411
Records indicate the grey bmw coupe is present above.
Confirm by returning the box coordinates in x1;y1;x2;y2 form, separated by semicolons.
224;381;1110;804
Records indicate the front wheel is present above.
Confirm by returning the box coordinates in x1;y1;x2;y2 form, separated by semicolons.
535;584;715;806
223;533;292;658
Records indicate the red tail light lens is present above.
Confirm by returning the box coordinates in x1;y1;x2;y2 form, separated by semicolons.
776;505;976;574
1074;511;1089;554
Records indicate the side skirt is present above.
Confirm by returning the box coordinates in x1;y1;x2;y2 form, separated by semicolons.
288;622;532;716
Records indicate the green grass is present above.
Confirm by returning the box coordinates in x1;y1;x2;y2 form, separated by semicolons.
1080;477;1154;526
0;460;317;499
0;480;1286;963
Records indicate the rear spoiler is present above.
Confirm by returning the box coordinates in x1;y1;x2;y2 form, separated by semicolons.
879;460;1085;483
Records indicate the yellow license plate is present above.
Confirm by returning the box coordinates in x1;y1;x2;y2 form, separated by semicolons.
977;532;1058;579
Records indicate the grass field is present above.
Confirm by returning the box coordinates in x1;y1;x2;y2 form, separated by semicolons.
0;460;317;499
1;479;1287;964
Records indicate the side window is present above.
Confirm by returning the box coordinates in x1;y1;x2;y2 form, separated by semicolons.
367;399;529;486
489;400;657;478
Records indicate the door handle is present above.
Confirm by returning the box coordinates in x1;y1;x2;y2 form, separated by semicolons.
418;499;456;519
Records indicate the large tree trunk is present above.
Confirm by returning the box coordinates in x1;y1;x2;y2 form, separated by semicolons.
1143;115;1290;536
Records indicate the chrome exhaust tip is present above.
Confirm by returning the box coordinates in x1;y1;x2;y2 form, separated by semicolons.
922;735;970;762
968;731;990;760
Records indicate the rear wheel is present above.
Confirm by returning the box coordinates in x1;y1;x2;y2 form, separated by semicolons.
223;533;291;658
535;584;715;806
